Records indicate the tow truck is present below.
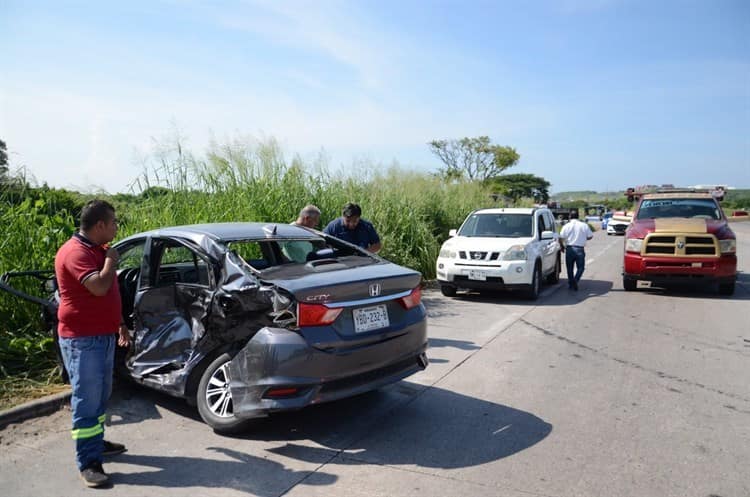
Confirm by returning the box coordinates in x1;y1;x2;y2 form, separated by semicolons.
622;187;737;295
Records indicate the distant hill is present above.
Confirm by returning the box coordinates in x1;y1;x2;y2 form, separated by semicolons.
550;191;624;202
551;189;750;209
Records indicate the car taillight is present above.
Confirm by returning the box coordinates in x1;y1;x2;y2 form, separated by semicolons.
297;302;343;327
398;286;422;310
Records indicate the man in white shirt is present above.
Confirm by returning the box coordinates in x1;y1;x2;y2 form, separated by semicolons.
559;210;594;291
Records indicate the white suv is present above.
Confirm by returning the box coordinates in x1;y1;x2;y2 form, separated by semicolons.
435;207;561;299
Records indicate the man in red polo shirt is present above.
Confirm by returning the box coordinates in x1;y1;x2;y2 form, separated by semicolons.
55;199;130;487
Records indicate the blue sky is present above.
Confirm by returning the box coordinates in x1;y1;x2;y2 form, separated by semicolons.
1;0;748;194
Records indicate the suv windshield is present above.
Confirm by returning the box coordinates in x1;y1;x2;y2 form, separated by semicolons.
636;198;721;220
459;213;533;238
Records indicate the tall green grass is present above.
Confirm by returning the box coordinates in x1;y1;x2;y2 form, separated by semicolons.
0;194;77;383
0;136;501;388
126;137;496;272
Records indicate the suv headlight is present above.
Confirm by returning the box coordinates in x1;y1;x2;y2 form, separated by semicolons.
439;248;456;259
625;238;643;253
719;239;736;254
503;245;527;260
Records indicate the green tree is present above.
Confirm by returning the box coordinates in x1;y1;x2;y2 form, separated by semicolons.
428;136;519;181
486;173;550;203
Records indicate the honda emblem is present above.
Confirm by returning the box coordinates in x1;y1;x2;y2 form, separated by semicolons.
369;283;381;297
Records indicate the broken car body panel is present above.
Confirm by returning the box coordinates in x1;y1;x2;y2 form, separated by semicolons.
2;222;428;430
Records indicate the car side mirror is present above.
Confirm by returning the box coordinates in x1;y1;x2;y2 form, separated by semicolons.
541;230;554;240
448;229;457;237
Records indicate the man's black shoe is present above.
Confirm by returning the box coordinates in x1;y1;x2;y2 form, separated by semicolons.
572;281;579;291
80;462;110;487
103;440;127;456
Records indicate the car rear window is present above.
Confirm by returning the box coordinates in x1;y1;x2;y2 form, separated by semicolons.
228;236;372;272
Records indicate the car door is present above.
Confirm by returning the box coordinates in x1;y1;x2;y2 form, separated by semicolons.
128;236;216;379
537;212;558;274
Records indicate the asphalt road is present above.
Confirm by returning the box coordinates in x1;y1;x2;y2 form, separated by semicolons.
1;223;748;497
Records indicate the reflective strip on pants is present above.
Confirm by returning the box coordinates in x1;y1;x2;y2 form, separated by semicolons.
71;423;104;440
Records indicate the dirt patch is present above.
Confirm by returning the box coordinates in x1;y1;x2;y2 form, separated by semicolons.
0;405;69;446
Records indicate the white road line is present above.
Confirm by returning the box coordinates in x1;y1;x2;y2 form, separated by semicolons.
585;235;622;266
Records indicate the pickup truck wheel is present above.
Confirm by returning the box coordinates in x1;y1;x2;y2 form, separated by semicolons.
623;277;637;292
546;256;561;284
525;264;541;300
197;353;251;434
718;281;735;296
440;285;457;297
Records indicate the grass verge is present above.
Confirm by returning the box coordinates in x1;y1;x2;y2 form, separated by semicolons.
0;369;68;411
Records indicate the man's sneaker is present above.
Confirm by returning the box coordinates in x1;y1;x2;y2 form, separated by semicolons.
80;463;110;487
103;440;127;456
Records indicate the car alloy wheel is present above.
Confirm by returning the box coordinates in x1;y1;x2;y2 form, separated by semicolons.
197;352;251;433
205;362;233;418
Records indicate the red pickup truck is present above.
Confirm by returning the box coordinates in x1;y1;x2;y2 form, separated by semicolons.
622;190;737;295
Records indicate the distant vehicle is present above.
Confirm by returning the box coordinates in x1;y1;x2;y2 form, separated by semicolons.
607;211;631;236
622;189;737;295
583;205;606;223
436;207;561;300
732;210;748;217
546;201;577;226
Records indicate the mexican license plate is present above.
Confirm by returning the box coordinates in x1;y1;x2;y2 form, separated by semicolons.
468;270;487;281
353;304;390;333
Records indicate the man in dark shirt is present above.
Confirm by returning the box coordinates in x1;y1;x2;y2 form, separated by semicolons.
323;202;382;253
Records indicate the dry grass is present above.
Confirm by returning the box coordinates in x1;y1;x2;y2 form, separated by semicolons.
0;371;68;411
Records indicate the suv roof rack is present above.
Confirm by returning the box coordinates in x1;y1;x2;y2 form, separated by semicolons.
625;185;725;202
653;187;710;194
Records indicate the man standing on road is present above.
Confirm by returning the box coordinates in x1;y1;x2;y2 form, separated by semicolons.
559;210;593;291
323;202;382;253
55;200;131;488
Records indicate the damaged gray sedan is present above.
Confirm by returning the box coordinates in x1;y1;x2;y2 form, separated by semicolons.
3;223;428;433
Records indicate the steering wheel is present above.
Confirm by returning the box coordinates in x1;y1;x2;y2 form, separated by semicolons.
118;267;139;290
118;268;140;328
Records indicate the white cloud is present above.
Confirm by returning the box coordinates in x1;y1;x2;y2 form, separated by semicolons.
211;0;399;90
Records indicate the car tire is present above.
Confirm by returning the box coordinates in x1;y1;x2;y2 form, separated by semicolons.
623;277;637;292
546;255;561;284
197;352;251;434
440;285;457;297
718;281;735;296
525;264;541;300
